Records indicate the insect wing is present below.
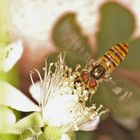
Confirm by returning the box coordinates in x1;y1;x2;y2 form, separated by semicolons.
52;13;93;67
106;76;132;101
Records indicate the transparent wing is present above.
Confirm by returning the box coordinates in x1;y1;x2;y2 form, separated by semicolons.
105;76;132;101
51;13;93;67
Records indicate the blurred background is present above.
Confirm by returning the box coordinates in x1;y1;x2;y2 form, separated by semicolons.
0;0;140;139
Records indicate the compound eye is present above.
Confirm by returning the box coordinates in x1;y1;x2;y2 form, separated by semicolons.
90;65;105;80
89;77;97;88
81;71;89;83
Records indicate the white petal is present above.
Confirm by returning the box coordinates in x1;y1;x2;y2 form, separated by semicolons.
29;82;42;103
0;80;40;112
0;40;23;72
79;116;100;131
61;133;71;140
0;105;16;133
43;94;78;127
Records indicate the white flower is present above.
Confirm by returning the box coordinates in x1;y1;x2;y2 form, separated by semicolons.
0;54;107;139
29;54;107;132
7;0;102;49
0;40;23;72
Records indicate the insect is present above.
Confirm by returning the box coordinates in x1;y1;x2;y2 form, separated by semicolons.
80;43;128;93
52;13;130;98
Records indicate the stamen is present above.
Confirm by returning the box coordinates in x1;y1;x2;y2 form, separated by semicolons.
30;71;35;85
33;68;43;84
98;108;110;116
43;59;48;81
96;104;103;112
75;64;81;71
58;52;65;65
48;63;53;76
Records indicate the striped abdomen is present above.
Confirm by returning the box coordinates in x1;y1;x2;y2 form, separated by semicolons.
99;43;128;74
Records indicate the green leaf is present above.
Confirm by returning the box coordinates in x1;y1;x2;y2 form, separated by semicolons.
96;2;135;56
95;1;140;70
0;134;18;140
68;131;76;140
44;126;61;140
76;131;93;140
122;38;140;71
44;126;75;140
19;127;45;140
11;112;44;134
0;65;19;87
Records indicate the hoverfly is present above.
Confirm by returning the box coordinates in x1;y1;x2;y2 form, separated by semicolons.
51;13;130;99
76;43;129;98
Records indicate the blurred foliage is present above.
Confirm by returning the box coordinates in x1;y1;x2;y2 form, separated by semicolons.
96;2;135;56
19;127;45;140
0;65;19;87
12;112;44;134
96;2;140;71
44;127;61;140
0;0;20;139
124;38;140;71
51;1;140;139
76;131;93;140
0;134;18;140
93;117;133;140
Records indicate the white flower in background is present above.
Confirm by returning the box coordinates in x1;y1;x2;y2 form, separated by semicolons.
120;0;140;37
0;40;23;72
7;0;103;49
0;54;107;139
7;0;140;49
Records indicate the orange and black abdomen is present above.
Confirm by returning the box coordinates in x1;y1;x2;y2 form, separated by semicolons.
99;43;128;73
